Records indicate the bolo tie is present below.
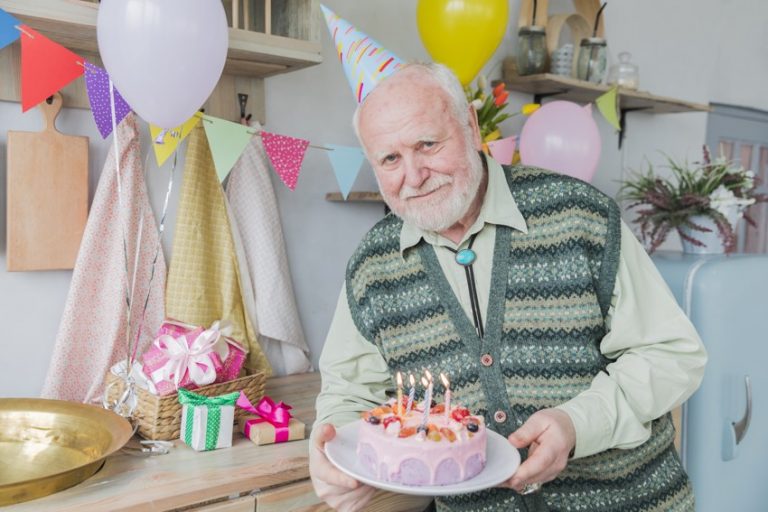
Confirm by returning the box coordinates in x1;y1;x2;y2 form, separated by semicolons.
446;232;484;339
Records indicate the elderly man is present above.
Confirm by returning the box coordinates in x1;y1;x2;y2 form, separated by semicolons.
309;63;706;512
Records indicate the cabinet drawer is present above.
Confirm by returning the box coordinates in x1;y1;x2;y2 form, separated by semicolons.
256;480;431;512
256;480;328;512
190;496;256;512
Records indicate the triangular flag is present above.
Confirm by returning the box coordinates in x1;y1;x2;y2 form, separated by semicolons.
19;25;84;112
326;145;365;199
486;135;517;166
84;62;132;139
149;115;200;167
0;8;21;50
261;132;309;191
596;86;621;131
320;4;404;103
201;115;256;182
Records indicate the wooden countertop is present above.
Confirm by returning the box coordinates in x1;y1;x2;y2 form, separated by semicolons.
9;373;320;511
8;373;429;512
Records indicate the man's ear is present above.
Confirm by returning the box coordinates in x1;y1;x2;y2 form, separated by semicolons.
467;105;482;151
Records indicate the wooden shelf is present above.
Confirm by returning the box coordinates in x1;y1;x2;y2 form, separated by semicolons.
326;192;385;203
502;60;710;114
0;0;322;79
0;0;321;123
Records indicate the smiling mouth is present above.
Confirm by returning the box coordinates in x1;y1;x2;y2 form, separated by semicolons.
403;183;448;201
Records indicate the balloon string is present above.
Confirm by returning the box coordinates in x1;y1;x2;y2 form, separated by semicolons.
129;146;178;364
108;80;135;370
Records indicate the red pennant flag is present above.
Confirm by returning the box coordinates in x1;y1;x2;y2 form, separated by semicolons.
20;25;84;112
261;131;310;191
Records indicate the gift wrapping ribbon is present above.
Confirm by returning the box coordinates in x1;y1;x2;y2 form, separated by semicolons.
237;393;294;442
150;326;221;389
179;389;240;450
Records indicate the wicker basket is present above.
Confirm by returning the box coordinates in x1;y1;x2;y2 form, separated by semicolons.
105;372;266;441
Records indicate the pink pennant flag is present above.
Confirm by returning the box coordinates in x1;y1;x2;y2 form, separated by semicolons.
260;131;310;191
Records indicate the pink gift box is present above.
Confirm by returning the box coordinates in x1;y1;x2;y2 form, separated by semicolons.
156;319;247;383
141;327;224;396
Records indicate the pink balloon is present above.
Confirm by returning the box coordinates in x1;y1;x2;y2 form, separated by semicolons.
519;101;601;182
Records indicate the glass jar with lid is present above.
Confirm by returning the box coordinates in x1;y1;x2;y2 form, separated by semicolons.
576;37;607;83
516;26;547;76
608;51;640;90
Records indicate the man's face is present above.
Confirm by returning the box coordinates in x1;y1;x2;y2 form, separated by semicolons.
358;72;484;232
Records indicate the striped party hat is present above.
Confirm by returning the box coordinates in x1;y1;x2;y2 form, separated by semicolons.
321;4;405;103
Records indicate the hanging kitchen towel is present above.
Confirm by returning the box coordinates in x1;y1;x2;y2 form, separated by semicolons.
225;128;311;375
165;126;271;377
42;113;167;402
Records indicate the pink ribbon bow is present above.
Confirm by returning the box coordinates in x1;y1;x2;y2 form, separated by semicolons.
237;393;294;442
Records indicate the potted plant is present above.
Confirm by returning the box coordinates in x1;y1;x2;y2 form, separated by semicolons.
619;146;767;254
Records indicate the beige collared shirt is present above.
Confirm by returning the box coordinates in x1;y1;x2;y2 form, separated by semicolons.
316;157;707;458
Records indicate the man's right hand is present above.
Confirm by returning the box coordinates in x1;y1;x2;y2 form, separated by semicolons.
310;423;376;511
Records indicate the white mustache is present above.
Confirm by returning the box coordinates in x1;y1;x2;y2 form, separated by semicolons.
399;174;453;200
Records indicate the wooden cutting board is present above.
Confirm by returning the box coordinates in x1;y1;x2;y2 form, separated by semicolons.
6;92;88;271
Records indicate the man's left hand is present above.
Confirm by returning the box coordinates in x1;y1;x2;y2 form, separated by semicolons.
500;408;576;493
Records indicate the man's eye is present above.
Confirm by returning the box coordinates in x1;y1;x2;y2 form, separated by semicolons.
382;154;398;165
420;141;436;149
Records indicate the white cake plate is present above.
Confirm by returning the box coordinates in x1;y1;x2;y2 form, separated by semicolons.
325;422;521;496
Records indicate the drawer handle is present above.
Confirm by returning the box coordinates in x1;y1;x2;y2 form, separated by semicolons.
732;375;752;445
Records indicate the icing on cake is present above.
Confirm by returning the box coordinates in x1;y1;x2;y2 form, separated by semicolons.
356;401;486;486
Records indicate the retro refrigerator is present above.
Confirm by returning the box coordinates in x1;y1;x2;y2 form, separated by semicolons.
652;252;767;511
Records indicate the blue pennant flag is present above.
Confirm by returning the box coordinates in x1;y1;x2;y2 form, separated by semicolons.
326;144;365;200
0;8;21;51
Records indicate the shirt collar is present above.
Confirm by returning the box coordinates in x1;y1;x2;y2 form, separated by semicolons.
399;155;528;255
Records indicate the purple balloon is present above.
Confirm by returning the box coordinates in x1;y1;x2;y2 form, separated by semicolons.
519;101;601;182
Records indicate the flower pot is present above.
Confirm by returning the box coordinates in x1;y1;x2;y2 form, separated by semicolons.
678;206;741;254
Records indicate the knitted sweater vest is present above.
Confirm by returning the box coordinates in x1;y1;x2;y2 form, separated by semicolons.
346;166;694;512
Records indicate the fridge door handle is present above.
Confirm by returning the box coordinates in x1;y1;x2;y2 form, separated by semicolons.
732;375;752;445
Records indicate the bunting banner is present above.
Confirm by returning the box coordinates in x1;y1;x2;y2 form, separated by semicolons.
596;86;621;132
149;115;201;167
201;115;256;182
325;144;365;199
0;8;20;51
19;25;84;112
261;132;310;191
84;61;132;139
486;135;517;166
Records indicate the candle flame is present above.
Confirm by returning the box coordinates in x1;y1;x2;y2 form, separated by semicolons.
440;372;449;388
409;373;415;386
421;377;429;387
425;369;432;382
396;372;403;386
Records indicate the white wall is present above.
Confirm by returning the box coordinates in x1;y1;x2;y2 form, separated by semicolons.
1;0;765;396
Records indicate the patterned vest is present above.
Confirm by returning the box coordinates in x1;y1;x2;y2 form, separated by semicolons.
346;166;694;512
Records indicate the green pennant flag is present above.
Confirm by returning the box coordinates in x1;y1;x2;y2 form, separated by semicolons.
596;86;621;132
201;114;256;182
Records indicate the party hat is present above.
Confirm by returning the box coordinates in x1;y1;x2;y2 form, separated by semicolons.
320;4;405;103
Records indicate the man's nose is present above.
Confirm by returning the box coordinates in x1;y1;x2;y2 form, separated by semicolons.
402;154;429;189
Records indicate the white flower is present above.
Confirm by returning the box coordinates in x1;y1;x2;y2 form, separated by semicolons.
471;99;483;110
478;75;488;91
709;185;755;217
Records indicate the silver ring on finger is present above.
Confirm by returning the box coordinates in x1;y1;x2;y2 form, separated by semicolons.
521;482;542;495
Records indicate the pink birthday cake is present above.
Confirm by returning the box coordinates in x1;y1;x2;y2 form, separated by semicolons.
357;400;487;486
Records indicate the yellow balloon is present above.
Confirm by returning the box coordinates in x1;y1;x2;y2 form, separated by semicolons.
417;0;509;85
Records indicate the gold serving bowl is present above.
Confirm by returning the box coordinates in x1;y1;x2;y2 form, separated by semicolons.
0;398;133;506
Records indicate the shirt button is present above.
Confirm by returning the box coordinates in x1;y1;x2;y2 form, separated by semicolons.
480;354;493;367
494;410;507;423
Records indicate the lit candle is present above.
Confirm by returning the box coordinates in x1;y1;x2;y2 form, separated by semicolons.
396;372;403;416
441;372;451;421
406;373;416;414
420;376;432;429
